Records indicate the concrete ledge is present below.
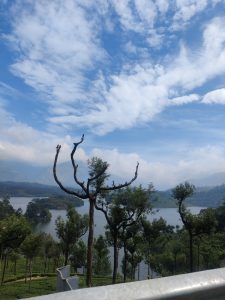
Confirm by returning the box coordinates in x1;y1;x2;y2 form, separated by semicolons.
26;267;225;300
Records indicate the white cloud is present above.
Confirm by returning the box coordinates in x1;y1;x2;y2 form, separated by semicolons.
7;0;105;105
174;0;208;23
0;105;87;165
49;17;225;134
111;0;143;32
5;2;225;136
169;94;200;105
90;145;225;189
202;88;225;104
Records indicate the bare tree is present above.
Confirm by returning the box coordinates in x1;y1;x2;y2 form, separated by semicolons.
53;134;139;287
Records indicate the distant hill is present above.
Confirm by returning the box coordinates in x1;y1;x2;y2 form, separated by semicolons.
191;172;225;187
0;181;72;197
153;185;225;208
1;181;225;208
0;160;88;186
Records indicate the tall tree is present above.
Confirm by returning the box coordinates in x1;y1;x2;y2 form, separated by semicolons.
98;185;151;283
0;215;30;285
20;233;43;289
172;182;217;272
53;135;139;286
0;196;15;219
41;233;57;274
55;207;88;265
122;223;143;281
25;201;52;225
93;235;111;276
141;217;171;277
70;240;87;273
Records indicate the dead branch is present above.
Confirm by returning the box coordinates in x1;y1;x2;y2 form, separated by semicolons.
70;134;88;193
53;144;87;199
100;162;139;192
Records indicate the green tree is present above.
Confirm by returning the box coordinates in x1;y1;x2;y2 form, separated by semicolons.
0;195;15;219
93;235;111;276
0;215;31;285
53;135;139;286
55;207;88;265
173;182;217;272
123;224;143;280
70;240;87;273
40;234;57;274
141;217;172;277
9;250;20;276
98;185;151;283
20;233;43;289
25;201;51;225
215;200;225;231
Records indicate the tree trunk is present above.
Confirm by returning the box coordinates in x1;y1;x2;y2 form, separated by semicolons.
123;240;128;282
174;253;177;275
25;258;28;283
197;243;200;271
112;232;118;284
131;254;135;280
138;263;140;280
64;249;69;266
29;259;32;291
86;198;95;287
14;258;17;276
189;232;193;272
1;253;7;285
44;257;47;274
147;244;150;278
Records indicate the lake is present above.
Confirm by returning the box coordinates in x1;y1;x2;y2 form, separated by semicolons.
9;197;206;239
9;197;206;279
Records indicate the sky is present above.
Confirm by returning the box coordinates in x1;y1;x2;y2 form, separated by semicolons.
1;0;225;190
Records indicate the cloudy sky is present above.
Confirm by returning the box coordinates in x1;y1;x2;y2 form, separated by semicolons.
1;0;225;189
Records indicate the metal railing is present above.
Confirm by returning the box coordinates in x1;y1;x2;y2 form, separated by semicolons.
27;267;225;300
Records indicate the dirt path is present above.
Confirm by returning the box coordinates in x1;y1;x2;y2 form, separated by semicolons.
5;276;48;284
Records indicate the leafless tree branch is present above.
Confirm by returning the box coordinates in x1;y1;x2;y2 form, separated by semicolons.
70;134;88;193
53;144;87;199
100;162;139;192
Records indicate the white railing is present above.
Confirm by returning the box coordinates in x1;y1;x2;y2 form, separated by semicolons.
26;267;225;300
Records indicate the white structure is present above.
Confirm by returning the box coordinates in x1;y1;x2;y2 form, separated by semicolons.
56;265;79;292
26;267;225;300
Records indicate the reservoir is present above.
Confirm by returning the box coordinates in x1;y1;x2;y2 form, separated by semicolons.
9;197;206;279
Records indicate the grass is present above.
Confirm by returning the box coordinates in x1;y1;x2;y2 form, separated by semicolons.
0;256;121;299
0;275;116;300
0;276;57;300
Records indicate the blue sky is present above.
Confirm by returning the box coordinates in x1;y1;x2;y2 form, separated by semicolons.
1;0;225;189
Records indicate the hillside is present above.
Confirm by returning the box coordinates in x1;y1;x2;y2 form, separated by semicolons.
1;181;225;208
0;181;71;197
153;185;225;208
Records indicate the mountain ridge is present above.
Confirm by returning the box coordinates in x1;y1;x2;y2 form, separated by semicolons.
1;181;225;208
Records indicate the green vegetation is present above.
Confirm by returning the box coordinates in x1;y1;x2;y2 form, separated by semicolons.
0;276;57;300
3;142;225;299
99;185;152;283
93;235;111;276
0;182;66;197
32;195;84;209
25;202;52;225
55;207;88;265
